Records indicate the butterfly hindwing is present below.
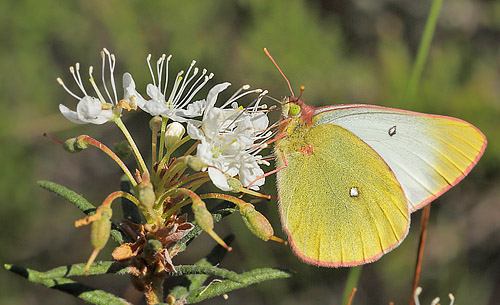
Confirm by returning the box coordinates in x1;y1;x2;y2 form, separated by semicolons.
275;122;409;266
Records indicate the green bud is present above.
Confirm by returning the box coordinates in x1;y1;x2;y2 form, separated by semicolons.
137;173;155;210
90;208;112;250
113;140;132;160
164;122;185;151
240;204;274;241
192;200;214;232
186;156;205;172
63;136;89;153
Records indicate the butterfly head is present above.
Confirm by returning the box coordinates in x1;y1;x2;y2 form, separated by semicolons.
281;97;302;118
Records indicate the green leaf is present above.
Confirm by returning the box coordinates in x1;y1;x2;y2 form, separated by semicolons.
38;180;95;214
166;234;234;300
184;268;292;303
32;261;129;278
38;180;124;243
5;264;132;305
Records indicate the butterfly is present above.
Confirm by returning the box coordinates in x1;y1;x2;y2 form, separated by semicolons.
265;50;487;267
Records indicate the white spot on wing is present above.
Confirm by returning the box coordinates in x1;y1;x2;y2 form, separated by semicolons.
349;187;359;197
388;125;397;136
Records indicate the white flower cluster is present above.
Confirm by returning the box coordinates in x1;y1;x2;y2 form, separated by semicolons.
57;50;272;192
187;82;271;191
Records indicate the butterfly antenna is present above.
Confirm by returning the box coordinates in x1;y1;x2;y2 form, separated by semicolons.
297;85;305;101
264;48;295;97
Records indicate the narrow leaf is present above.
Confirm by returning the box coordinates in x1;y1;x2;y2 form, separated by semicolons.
5;264;132;305
34;261;129;278
185;268;292;303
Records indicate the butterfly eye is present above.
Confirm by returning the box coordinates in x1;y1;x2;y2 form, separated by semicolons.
288;104;301;117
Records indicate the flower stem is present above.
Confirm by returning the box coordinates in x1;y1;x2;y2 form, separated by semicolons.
157;117;168;161
114;118;150;176
78;135;137;186
406;0;444;104
198;193;248;209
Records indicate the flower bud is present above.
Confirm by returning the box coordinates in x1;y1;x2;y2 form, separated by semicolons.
137;173;155;210
90;207;112;250
63;136;89;153
240;203;274;241
186;155;205;172
164;122;185;151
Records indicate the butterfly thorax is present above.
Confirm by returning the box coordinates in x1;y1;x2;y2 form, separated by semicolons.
274;116;312;156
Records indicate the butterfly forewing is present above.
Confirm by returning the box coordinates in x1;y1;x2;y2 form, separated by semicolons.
275;122;409;266
313;105;487;211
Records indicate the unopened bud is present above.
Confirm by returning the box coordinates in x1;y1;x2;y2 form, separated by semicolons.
90;207;112;250
186;155;205;172
113;140;132;160
240;203;274;241
63;136;89;153
165;122;185;151
137;173;155;210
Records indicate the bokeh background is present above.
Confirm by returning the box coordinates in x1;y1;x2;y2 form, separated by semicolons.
1;0;499;304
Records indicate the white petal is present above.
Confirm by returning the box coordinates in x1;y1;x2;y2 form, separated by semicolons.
187;123;205;140
208;167;231;191
204;82;231;121
146;83;164;101
59;104;86;124
175;99;206;117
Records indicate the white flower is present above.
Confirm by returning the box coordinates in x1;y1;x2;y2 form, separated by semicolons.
57;48;140;124
187;82;271;191
136;54;214;122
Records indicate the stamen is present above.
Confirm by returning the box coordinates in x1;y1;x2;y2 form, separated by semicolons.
100;50;113;105
172;60;197;106
74;63;87;95
222;84;249;108
176;67;207;110
57;77;82;100
108;53;118;104
146;54;157;88
156;54;166;94
166;72;184;107
70;66;87;96
162;54;173;96
223;88;263;109
89;78;108;105
213;138;238;157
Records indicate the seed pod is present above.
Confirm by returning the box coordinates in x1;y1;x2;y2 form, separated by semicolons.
186;156;205;172
240;203;274;241
192;200;214;232
137;173;155;210
90;207;112;250
63;136;89;153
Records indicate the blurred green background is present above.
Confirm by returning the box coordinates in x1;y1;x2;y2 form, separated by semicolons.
1;0;499;304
